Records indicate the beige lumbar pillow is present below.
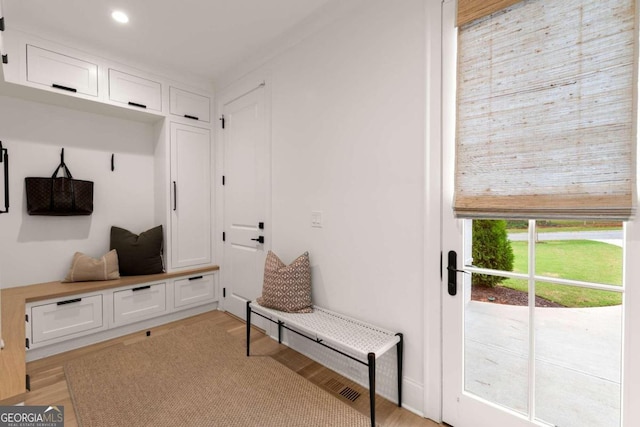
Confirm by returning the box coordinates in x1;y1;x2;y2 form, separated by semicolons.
63;250;120;282
257;251;313;313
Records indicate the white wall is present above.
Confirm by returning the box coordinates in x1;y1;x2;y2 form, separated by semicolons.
220;0;427;413
0;95;157;288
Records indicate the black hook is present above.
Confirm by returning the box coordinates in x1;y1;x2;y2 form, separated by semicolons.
60;148;65;165
111;154;115;171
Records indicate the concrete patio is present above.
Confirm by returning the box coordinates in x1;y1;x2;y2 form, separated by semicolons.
465;301;622;427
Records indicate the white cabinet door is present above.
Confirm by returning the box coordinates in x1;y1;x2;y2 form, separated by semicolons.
30;294;104;344
174;273;216;308
170;123;212;268
26;45;98;96
169;87;210;122
112;282;166;326
109;69;162;111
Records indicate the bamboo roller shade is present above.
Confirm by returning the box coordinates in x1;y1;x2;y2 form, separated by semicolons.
457;0;523;26
454;0;637;219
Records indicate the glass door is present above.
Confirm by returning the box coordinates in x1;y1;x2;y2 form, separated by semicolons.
439;2;635;426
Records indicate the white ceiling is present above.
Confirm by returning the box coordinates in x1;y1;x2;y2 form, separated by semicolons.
2;0;338;82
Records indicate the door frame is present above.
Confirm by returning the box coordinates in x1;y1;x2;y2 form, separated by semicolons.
423;0;445;423
215;71;272;315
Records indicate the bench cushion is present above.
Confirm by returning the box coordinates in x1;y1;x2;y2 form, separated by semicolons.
257;251;313;313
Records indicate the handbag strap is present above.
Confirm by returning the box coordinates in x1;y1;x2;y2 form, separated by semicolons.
49;148;77;211
51;148;74;179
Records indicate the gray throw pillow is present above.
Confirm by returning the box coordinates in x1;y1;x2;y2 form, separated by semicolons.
110;225;164;276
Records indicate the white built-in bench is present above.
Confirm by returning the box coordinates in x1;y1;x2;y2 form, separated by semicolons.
246;301;403;427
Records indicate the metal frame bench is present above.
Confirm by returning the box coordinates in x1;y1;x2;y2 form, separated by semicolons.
246;301;403;427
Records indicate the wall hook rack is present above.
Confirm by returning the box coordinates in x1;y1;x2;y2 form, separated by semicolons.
0;141;9;214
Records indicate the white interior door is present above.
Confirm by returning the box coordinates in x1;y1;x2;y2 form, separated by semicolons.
222;85;269;320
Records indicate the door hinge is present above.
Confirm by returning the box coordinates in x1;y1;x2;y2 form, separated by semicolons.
219;115;225;129
26;374;31;392
222;232;226;242
2;54;7;64
223;288;226;298
0;17;5;32
25;338;30;349
25;314;29;322
222;175;225;186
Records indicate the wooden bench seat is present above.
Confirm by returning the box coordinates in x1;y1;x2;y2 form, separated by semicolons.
0;266;219;404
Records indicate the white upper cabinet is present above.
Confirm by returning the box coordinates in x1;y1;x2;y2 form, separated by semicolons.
169;87;210;122
108;68;162;111
26;44;98;96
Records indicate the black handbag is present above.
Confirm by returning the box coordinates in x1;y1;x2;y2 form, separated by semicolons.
25;148;94;216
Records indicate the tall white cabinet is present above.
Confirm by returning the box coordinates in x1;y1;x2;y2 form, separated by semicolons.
169;123;212;268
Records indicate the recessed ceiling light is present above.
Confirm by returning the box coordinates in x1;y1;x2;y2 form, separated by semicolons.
111;11;129;24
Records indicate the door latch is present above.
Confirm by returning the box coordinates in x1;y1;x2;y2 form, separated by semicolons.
251;236;265;244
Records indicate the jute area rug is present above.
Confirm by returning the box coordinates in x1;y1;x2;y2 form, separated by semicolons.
65;318;372;427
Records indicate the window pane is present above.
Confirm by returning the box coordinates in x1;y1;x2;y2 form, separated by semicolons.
535;284;622;427
534;220;623;287
465;273;529;415
471;219;524;274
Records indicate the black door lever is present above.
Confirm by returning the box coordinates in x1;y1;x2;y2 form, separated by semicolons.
251;236;265;244
446;250;468;296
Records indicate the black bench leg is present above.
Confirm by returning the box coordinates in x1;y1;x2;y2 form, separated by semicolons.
396;333;403;407
368;352;376;427
246;301;252;357
277;320;284;344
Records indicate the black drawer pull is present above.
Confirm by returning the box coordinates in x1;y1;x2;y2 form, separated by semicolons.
132;285;151;292
184;114;199;121
173;181;177;211
128;101;147;109
52;84;77;93
57;298;82;306
188;275;203;281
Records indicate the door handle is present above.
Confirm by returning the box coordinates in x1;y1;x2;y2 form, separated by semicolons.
251;236;265;244
446;250;468;296
173;181;177;211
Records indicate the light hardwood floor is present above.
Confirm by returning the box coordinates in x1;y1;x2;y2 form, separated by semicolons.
24;310;442;427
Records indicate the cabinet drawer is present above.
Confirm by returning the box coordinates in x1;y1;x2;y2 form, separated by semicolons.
26;45;98;96
30;295;103;344
113;282;166;326
174;274;216;308
109;69;162;111
169;87;210;122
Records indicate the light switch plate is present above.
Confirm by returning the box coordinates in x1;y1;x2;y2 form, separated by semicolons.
311;211;323;228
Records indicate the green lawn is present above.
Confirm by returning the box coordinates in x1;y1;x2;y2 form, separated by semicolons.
501;240;623;307
507;220;622;234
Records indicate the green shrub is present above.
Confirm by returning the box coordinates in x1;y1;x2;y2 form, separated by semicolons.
472;220;514;287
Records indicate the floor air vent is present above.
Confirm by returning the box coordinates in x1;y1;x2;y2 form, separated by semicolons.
339;386;361;402
324;378;361;402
